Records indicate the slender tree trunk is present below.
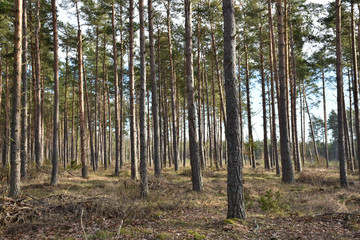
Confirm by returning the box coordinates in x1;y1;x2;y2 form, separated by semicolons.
2;49;9;168
94;25;99;171
223;0;246;219
34;0;42;167
197;2;204;169
119;7;124;169
204;59;213;164
237;53;244;167
9;0;23;197
352;1;360;174
185;0;203;191
303;84;319;164
244;42;255;168
260;25;270;169
211;56;219;170
321;68;329;168
83;67;95;172
102;34;107;169
209;8;226;125
149;0;160;177
20;0;28;179
276;0;294;183
289;2;301;172
76;0;87;178
157;28;163;169
139;0;148;197
50;0;59;185
129;0;137;179
164;0;179;171
183;97;186;166
348;70;356;169
268;0;280;175
63;47;69;169
336;0;348;187
112;2;120;175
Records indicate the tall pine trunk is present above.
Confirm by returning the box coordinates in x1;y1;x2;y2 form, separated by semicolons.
185;0;203;191
336;0;348;187
260;25;270;170
76;0;87;178
276;0;294;183
50;0;59;185
139;0;148;197
20;0;28;179
149;0;160;177
9;0;23;197
223;0;246;219
129;0;137;179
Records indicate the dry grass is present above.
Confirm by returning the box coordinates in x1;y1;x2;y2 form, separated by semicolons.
0;163;360;239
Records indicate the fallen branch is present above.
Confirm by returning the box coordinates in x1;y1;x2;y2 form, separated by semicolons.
25;194;46;205
313;212;360;218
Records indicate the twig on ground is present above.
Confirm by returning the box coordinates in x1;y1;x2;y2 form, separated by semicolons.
115;219;124;238
80;208;87;240
25;194;46;204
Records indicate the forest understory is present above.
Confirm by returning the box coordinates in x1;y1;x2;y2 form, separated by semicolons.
1;163;360;240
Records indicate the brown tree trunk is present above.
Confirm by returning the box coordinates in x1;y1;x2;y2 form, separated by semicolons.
129;0;137;179
94;25;99;170
164;0;179;171
260;25;270;169
139;0;148;197
197;1;204;169
149;0;160;176
268;0;280;175
336;0;348;187
34;0;42;167
20;0;28;179
289;10;301;172
2;49;9;168
244;42;255;168
112;2;120;175
211;56;219;170
76;0;87;178
223;0;246;219
9;0;23;197
102;33;107;170
185;0;203;191
50;0;59;185
276;0;294;183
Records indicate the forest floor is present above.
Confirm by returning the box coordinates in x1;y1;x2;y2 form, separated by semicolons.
1;162;360;239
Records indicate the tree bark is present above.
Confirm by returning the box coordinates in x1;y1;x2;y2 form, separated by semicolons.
76;0;87;178
260;25;270;170
164;0;179;171
268;0;280;175
2;49;9;168
129;0;137;179
336;0;348;187
244;42;255;168
112;2;120;176
34;0;42;167
50;0;59;186
9;0;23;197
149;0;160;177
276;0;294;183
223;0;246;219
185;0;203;191
20;0;28;180
139;0;148;197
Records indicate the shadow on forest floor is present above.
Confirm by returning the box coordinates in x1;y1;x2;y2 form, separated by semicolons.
1;163;360;239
